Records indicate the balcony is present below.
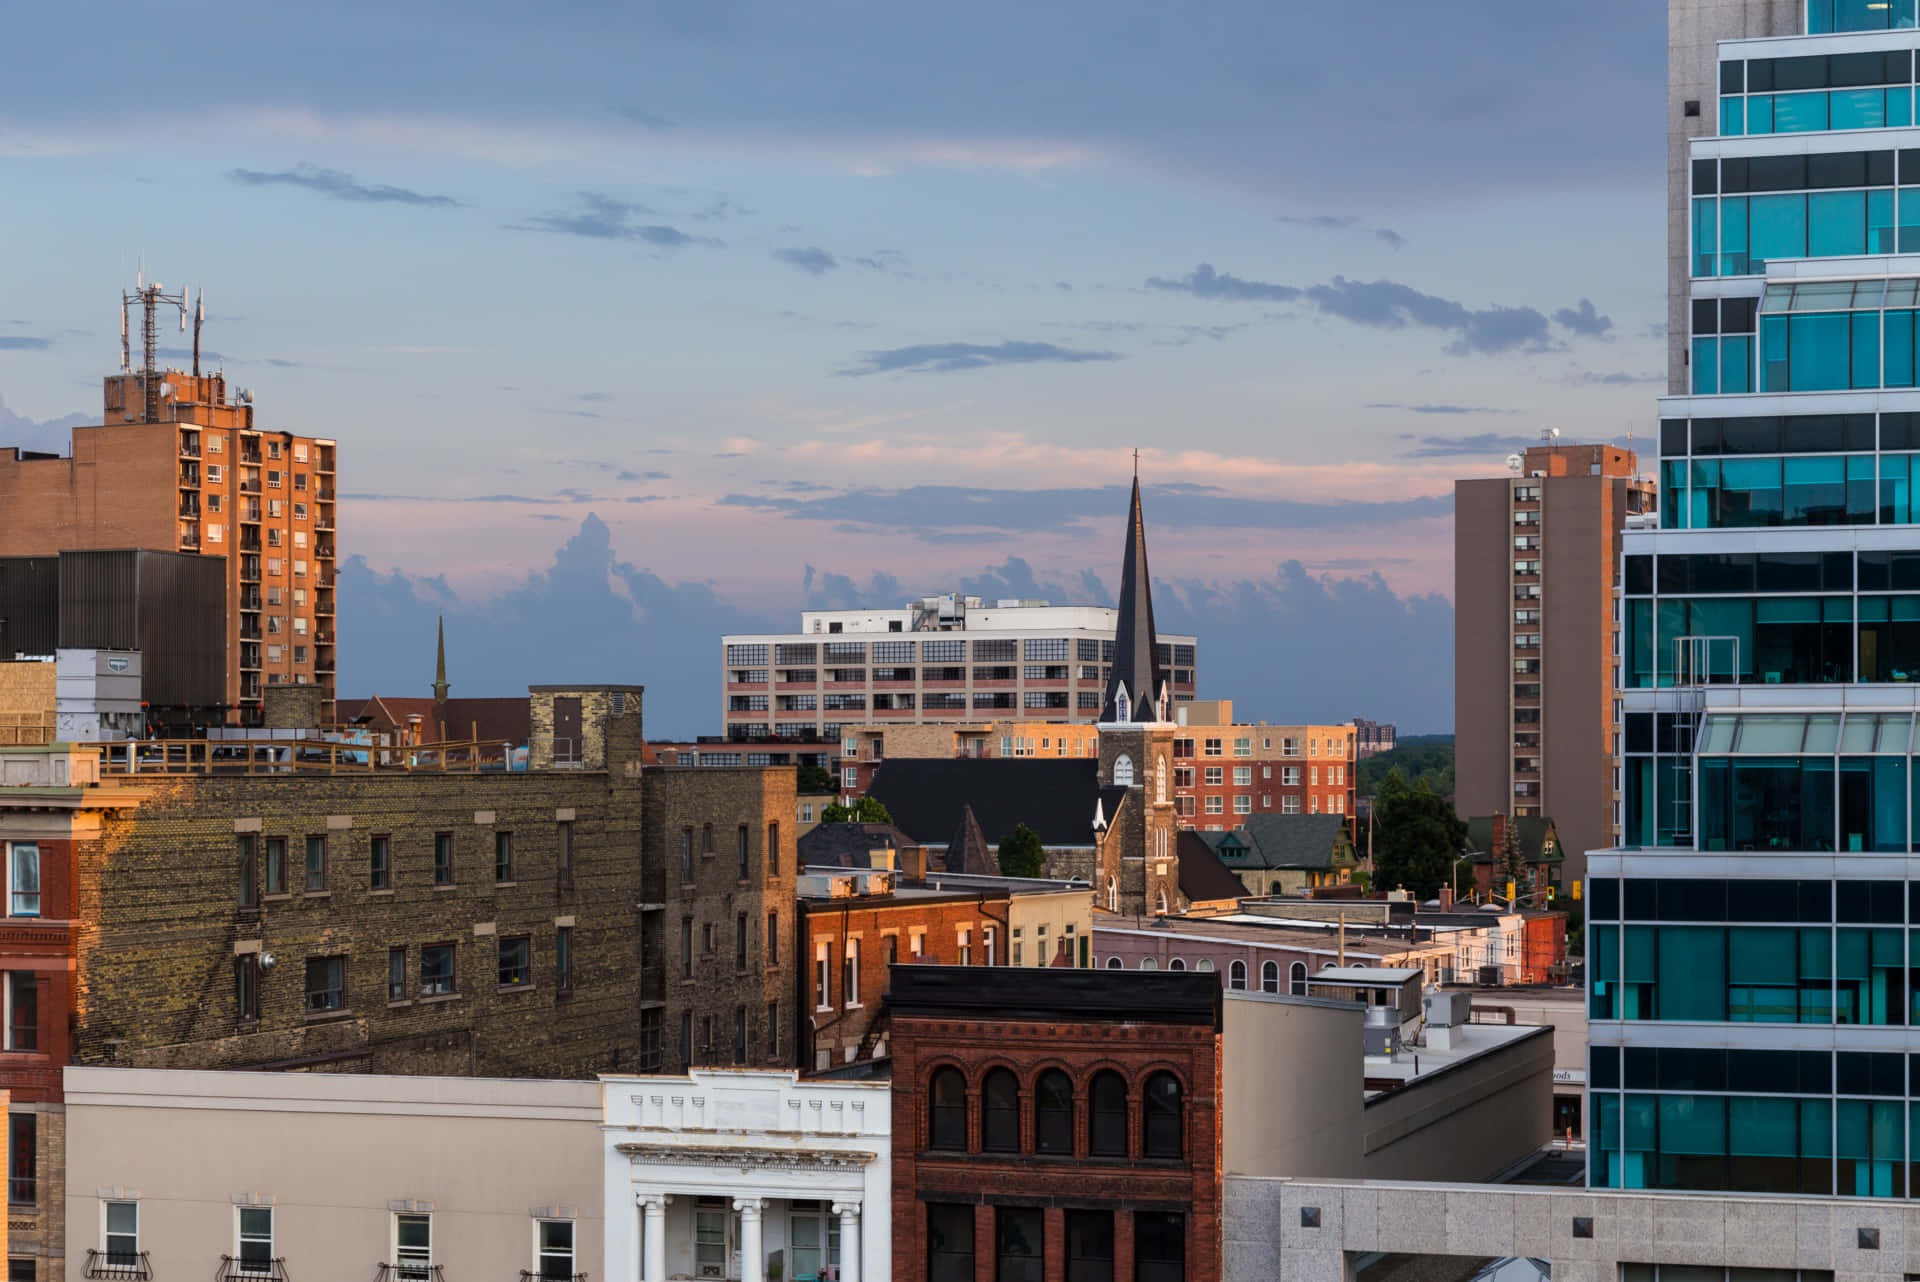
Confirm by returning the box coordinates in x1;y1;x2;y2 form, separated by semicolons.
217;1257;289;1282
83;1251;152;1281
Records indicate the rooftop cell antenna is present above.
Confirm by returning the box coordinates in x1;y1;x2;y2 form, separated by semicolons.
120;274;191;423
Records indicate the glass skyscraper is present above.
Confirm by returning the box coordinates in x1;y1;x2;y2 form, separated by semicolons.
1589;0;1920;1199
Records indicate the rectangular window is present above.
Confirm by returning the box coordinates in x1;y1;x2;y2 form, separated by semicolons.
420;944;455;997
494;831;514;883
7;1113;33;1207
304;835;326;892
388;947;407;1002
370;834;390;890
105;1200;139;1269
434;833;454;885
844;937;861;1006
395;1212;431;1280
7;845;38;918
235;954;260;1021
536;1220;573;1281
556;822;573;890
997;1206;1043;1282
236;834;258;909
304;955;345;1013
499;935;531;987
238;1205;273;1276
555;926;573;993
929;1204;975;1282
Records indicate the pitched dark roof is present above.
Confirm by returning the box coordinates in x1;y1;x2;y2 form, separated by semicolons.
1222;814;1349;869
1100;475;1167;723
886;965;1221;1028
1465;815;1561;863
868;759;1107;847
945;805;993;874
797;822;920;868
1176;830;1248;903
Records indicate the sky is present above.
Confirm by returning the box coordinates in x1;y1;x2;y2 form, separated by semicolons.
0;0;1670;736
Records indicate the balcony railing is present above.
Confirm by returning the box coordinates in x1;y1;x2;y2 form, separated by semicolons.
83;1250;152;1280
219;1255;291;1282
373;1266;444;1282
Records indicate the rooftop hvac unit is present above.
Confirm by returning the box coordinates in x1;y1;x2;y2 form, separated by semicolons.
1362;1004;1400;1056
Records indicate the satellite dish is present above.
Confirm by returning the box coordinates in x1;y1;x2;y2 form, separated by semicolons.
1506;453;1524;474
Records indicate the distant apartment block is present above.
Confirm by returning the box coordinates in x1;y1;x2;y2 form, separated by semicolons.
1351;717;1397;758
0;360;337;725
1455;443;1653;882
719;593;1198;741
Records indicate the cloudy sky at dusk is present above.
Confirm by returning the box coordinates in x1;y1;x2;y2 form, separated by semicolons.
0;0;1668;734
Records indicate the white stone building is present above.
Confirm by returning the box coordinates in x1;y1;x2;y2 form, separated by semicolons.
601;1069;890;1282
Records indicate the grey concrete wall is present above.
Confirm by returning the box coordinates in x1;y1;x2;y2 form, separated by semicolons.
1361;1027;1554;1184
1453;478;1515;827
1229;1175;1920;1282
1223;994;1366;1179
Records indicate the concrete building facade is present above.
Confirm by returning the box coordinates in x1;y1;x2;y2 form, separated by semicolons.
1455;442;1654;883
0;369;338;725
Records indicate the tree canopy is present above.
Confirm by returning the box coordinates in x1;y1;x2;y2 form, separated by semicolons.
997;823;1047;878
821;796;893;824
1371;767;1468;901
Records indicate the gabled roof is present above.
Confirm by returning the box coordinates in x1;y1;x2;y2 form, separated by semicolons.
1100;475;1167;723
796;822;920;868
343;695;532;746
944;804;993;875
1464;815;1562;864
868;758;1116;847
1215;814;1349;869
1176;830;1248;904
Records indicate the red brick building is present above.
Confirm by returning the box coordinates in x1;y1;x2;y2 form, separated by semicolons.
888;965;1221;1282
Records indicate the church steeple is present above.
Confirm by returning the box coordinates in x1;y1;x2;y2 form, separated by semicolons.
432;615;450;704
1099;470;1166;723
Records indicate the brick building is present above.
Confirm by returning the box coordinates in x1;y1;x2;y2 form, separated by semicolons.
0;683;797;1281
0;339;340;724
888;966;1222;1282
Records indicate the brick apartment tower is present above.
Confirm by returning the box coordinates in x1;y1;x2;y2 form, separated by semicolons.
0;286;337;725
888;966;1222;1282
1454;443;1653;884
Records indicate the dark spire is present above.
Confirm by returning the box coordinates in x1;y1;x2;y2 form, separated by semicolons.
432;616;450;704
1100;474;1165;722
945;804;991;875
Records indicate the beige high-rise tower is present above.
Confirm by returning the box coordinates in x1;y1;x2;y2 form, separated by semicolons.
1454;443;1654;886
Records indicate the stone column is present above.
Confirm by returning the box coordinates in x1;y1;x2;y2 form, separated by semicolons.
832;1202;861;1282
641;1194;669;1282
734;1197;765;1282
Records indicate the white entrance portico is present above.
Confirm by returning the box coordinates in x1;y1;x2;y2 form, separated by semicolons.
603;1070;890;1282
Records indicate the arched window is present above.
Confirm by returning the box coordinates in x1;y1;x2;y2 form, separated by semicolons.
1139;957;1157;970
1168;957;1185;972
1105;955;1123;970
1035;1069;1073;1154
1144;1072;1184;1160
1289;961;1307;996
1089;1071;1128;1157
1195;959;1214;973
982;1068;1020;1153
1113;753;1135;787
929;1067;967;1150
1261;961;1279;994
1227;960;1246;991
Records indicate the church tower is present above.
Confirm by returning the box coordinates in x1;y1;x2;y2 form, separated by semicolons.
1096;473;1180;916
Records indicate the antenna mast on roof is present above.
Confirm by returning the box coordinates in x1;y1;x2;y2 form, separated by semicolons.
120;275;190;423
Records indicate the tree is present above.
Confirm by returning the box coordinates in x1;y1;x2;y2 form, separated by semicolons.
821;796;893;824
797;765;838;794
1370;767;1467;901
997;823;1047;878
